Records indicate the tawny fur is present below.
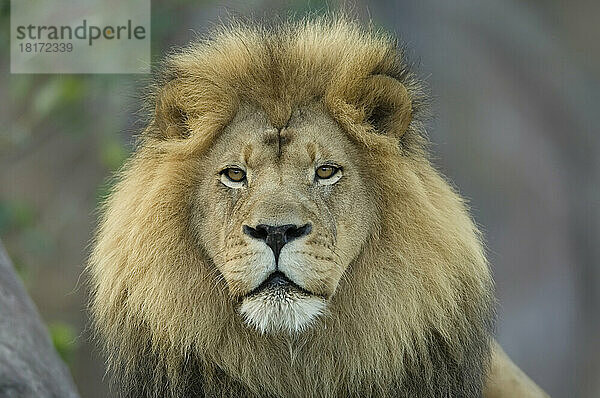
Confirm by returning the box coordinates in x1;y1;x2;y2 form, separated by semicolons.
89;17;495;397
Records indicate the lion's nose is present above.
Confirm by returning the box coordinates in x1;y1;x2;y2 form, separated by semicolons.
243;223;312;263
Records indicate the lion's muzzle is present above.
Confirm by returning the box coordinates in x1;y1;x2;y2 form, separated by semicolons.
238;223;329;333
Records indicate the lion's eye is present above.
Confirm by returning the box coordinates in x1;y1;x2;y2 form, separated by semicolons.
220;167;246;188
316;166;336;179
315;165;342;185
225;168;245;182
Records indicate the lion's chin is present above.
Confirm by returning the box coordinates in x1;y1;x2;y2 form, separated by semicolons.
239;287;327;334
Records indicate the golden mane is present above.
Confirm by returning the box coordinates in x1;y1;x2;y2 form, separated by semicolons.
89;16;494;397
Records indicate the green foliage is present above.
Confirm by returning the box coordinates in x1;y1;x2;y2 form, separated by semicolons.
20;227;55;256
0;199;54;256
32;77;86;120
100;135;129;171
48;321;79;365
0;200;36;235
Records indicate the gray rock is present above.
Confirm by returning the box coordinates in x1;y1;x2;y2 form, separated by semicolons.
0;241;79;398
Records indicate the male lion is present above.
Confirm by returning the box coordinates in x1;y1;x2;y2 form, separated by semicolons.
89;18;548;398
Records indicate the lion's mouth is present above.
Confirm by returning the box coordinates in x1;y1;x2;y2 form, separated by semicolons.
246;271;314;298
239;270;328;334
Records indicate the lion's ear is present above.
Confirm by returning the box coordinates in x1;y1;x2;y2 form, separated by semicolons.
359;74;412;139
153;80;190;140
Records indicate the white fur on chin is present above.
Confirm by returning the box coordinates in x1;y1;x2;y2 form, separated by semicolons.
239;288;327;334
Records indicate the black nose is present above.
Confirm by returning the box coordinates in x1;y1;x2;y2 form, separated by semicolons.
243;223;312;263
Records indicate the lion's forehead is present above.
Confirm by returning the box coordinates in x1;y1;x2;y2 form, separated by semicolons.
212;101;352;172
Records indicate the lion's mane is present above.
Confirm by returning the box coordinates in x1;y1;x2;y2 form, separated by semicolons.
89;17;495;398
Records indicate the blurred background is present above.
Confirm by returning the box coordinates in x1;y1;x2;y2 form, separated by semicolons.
1;1;598;397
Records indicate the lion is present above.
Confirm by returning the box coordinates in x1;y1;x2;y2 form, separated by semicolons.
89;17;548;397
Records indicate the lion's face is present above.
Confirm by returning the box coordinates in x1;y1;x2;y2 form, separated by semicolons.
90;19;495;398
193;102;377;333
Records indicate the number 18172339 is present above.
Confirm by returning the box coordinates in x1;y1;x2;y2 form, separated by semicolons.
19;42;73;53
